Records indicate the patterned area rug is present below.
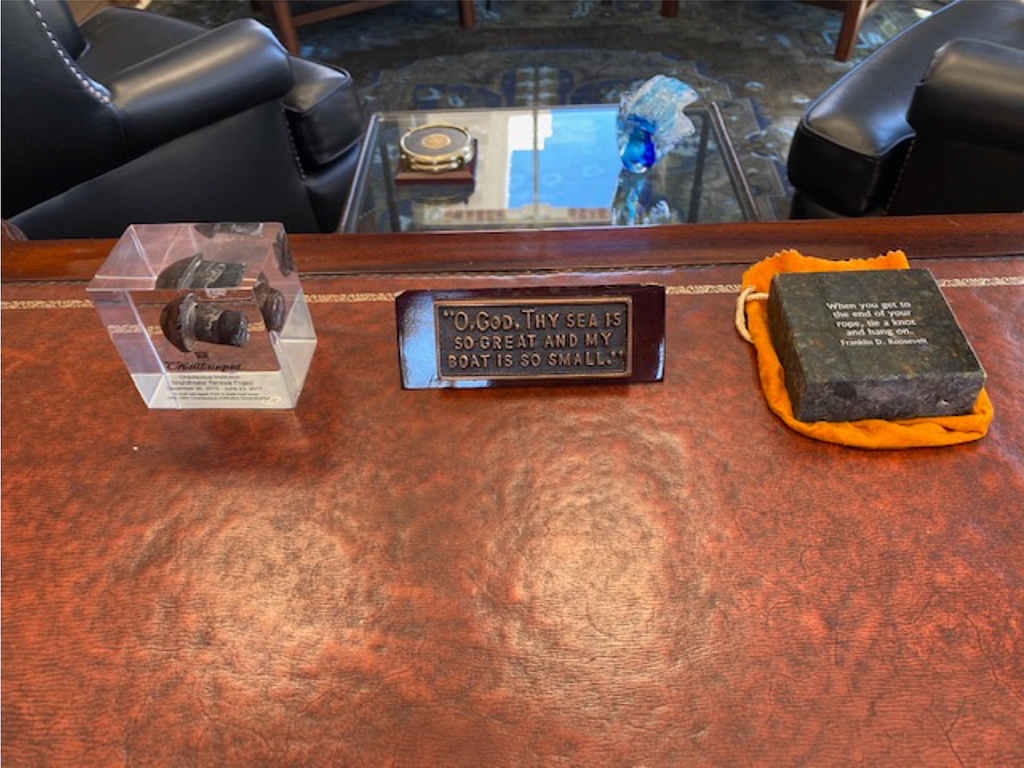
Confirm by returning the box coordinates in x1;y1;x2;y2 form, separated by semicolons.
147;0;944;220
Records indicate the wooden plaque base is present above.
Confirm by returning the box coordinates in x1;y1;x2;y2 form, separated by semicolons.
395;140;477;185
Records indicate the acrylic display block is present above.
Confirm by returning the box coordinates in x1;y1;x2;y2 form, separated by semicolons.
87;223;316;409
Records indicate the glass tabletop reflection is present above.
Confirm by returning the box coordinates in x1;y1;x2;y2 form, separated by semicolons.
341;104;755;233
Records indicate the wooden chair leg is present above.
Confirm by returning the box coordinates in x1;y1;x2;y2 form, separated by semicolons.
835;0;870;62
661;1;680;18
266;1;300;55
263;0;477;51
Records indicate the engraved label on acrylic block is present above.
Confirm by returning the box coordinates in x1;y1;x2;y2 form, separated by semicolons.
767;269;985;422
397;285;665;389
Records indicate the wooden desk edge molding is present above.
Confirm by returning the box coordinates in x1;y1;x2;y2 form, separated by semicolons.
3;214;1023;283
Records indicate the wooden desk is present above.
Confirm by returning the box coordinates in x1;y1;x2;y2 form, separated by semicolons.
3;216;1023;765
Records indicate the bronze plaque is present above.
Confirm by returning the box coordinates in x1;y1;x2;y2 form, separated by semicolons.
397;285;665;389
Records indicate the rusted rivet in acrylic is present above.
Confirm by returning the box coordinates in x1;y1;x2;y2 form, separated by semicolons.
255;279;286;333
155;253;246;290
273;228;295;276
160;293;249;353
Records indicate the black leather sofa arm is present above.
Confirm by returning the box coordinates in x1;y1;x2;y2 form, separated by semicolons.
107;19;294;155
785;0;1024;218
284;58;364;169
908;39;1024;153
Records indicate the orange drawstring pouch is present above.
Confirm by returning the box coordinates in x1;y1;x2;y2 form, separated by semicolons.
737;249;993;449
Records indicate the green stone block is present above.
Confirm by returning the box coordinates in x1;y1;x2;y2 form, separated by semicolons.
767;269;985;422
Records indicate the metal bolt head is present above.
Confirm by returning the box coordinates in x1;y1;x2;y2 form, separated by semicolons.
160;293;249;354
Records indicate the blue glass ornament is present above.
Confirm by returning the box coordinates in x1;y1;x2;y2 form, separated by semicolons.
617;76;698;173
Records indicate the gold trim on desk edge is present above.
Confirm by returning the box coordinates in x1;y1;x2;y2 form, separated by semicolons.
2;276;1021;311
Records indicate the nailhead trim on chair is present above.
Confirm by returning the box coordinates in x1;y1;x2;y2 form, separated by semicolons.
885;138;919;214
281;109;307;180
28;0;113;106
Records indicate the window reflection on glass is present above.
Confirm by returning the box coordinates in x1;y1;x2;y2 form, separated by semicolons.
508;109;619;217
349;104;753;233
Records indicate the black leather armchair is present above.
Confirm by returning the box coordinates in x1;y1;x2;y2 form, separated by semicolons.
787;0;1024;219
1;0;364;238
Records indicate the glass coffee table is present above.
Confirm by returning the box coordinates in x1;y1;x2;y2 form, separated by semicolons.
340;103;757;233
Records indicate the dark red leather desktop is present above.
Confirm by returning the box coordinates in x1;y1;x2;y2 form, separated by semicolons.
3;216;1022;766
